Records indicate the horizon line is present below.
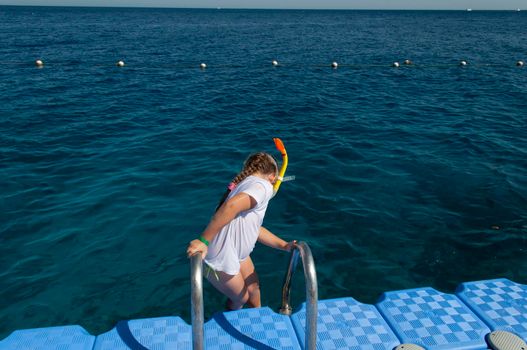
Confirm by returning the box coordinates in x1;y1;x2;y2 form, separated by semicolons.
0;4;523;11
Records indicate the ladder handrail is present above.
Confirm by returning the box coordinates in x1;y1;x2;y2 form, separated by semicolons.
279;241;318;350
191;242;318;350
190;253;204;350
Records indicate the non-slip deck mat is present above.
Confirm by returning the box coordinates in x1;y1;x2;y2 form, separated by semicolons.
377;287;490;350
456;278;527;341
93;316;191;350
0;325;95;350
204;306;301;349
291;297;400;350
4;279;527;350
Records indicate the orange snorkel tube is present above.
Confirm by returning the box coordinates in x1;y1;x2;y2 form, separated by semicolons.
273;138;288;195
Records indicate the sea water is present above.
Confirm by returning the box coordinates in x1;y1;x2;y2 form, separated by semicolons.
0;6;526;337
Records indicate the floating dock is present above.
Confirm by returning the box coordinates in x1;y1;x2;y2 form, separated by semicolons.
1;278;526;349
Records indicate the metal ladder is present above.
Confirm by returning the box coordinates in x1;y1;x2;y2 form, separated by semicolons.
190;241;318;350
190;252;204;350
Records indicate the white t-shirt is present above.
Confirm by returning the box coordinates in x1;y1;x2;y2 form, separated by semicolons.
204;175;274;275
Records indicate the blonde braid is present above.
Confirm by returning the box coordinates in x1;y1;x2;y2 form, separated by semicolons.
232;163;259;185
215;152;278;212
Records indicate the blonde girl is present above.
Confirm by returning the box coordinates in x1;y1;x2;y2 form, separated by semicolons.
186;152;295;310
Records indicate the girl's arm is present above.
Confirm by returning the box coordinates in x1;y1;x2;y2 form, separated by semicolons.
202;193;256;242
187;193;256;259
257;226;296;251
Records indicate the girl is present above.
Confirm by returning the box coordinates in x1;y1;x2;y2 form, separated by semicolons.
186;152;295;310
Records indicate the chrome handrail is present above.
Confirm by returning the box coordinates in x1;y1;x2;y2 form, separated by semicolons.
279;241;318;350
190;253;204;350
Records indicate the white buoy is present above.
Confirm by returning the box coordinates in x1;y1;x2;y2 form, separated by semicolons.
460;60;468;66
393;62;400;68
272;60;278;66
331;61;338;68
116;60;125;67
35;59;44;67
200;63;207;69
404;59;412;65
516;60;524;67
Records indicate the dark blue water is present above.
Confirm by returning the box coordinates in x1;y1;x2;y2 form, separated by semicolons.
1;6;526;338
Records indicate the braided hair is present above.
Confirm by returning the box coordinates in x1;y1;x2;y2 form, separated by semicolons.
215;152;278;211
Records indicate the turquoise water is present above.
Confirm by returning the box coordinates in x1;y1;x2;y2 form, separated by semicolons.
0;6;526;338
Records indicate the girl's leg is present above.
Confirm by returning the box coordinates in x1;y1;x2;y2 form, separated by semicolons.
206;270;248;310
239;257;261;308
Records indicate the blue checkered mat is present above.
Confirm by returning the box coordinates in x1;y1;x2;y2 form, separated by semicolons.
456;278;527;341
204;306;301;350
376;287;490;350
291;297;400;350
0;325;95;350
5;279;527;350
93;316;191;350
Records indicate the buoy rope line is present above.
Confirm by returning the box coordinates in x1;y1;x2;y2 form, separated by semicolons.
2;60;525;68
